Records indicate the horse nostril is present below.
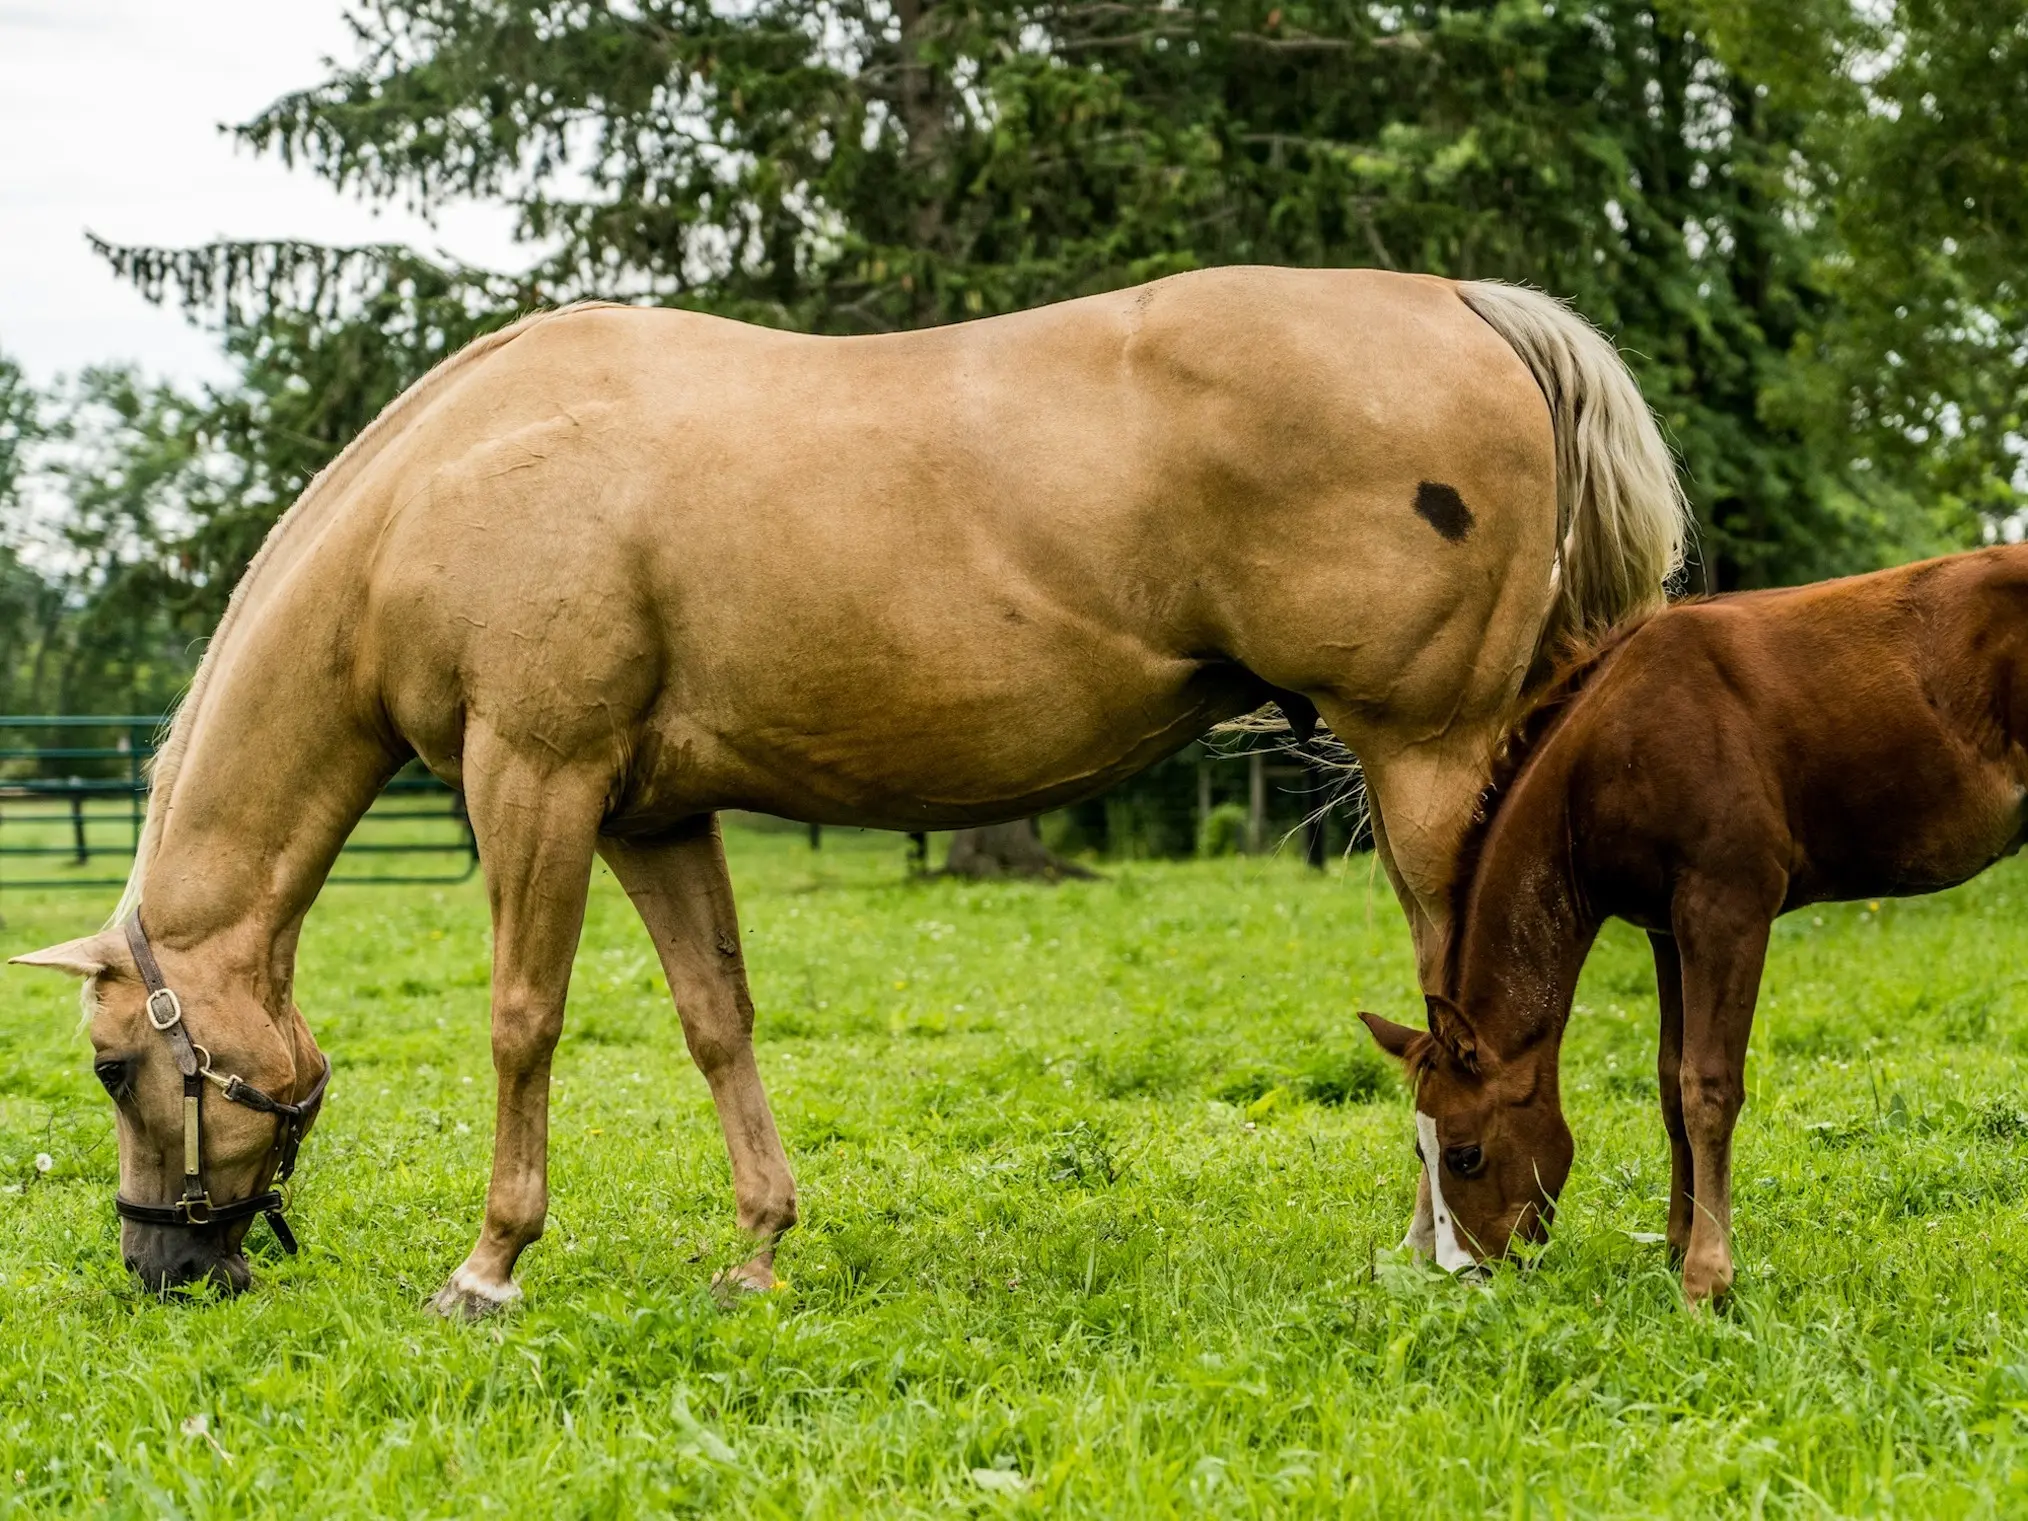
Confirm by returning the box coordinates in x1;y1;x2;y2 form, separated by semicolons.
124;1230;247;1297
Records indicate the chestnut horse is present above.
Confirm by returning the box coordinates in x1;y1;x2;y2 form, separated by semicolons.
1362;546;2028;1302
11;269;1685;1311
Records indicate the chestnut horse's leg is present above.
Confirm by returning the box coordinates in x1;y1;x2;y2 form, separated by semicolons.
599;817;797;1291
1671;879;1780;1305
1650;932;1693;1259
430;754;607;1319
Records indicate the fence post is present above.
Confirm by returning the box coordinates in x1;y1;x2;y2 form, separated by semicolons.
1247;752;1266;854
1304;760;1327;869
127;722;143;858
71;785;88;865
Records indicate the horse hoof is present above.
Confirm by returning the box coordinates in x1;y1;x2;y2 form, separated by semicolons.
710;1259;776;1303
1681;1263;1734;1309
427;1269;523;1320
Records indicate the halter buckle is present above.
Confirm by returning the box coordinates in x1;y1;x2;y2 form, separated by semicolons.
146;987;183;1031
180;1194;214;1226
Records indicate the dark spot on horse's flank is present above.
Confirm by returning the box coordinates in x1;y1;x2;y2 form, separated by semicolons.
1414;481;1475;543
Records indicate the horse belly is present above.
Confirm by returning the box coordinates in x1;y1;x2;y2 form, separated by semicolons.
612;640;1258;834
1789;761;2026;904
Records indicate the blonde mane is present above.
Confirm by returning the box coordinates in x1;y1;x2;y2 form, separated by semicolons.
112;303;615;924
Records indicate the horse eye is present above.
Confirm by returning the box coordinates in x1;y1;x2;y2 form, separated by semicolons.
94;1059;133;1101
1444;1144;1484;1178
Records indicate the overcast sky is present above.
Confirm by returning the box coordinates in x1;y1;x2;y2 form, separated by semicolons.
0;1;524;388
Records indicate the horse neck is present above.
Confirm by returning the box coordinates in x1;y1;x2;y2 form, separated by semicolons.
1450;749;1601;1064
138;582;396;989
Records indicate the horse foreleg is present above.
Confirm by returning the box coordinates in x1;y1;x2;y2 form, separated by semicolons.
429;756;605;1320
600;817;796;1293
1651;932;1694;1259
1671;878;1778;1306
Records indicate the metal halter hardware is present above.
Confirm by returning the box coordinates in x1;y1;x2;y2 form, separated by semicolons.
113;914;329;1253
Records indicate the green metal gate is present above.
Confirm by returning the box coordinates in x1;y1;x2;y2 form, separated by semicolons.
0;715;477;894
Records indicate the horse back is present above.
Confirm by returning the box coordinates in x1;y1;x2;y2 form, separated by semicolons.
340;269;1561;824
1568;546;2028;911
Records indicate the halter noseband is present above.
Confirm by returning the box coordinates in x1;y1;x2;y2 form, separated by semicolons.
114;915;329;1254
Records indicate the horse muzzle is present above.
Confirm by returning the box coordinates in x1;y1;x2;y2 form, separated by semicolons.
123;1222;253;1296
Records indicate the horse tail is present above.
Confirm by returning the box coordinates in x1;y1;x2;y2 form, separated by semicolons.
1456;281;1691;647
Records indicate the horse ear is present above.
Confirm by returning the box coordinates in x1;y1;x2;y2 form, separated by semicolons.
10;931;124;979
1424;992;1479;1072
1358;1011;1424;1062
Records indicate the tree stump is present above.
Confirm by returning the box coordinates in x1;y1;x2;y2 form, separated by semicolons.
941;819;1097;881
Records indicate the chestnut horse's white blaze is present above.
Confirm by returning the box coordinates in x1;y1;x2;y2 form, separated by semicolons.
10;268;1685;1310
1415;1111;1477;1273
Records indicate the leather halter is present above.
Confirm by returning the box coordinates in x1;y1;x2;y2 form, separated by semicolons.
114;915;329;1254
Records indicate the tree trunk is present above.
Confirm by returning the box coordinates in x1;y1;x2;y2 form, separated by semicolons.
941;819;1096;881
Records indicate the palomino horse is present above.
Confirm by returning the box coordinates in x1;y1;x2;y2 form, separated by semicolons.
12;268;1685;1312
1362;546;2028;1303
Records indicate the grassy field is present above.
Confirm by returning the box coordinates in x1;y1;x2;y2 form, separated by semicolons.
5;827;2028;1516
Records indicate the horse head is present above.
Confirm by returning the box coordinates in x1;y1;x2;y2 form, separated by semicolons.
1361;994;1571;1268
12;920;326;1295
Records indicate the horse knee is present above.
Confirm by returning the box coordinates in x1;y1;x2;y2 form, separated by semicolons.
676;987;756;1078
491;992;564;1074
1679;1068;1741;1139
682;1024;751;1079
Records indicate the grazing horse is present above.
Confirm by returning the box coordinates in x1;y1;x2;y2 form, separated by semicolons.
10;268;1685;1312
1361;546;2028;1303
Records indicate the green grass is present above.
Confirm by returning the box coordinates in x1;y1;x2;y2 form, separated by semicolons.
6;828;2028;1517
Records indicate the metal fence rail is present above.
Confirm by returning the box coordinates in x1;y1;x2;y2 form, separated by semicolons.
0;715;477;894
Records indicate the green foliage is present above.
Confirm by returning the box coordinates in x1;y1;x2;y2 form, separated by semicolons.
1197;801;1249;858
10;830;2028;1510
11;0;2022;716
91;0;2026;611
0;354;57;712
0;361;216;717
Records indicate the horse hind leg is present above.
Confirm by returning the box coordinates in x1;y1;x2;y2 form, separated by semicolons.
1358;730;1504;988
1651;932;1695;1258
600;816;797;1292
1357;732;1499;1257
430;748;608;1320
1671;873;1781;1306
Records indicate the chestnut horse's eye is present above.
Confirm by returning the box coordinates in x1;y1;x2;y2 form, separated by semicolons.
94;1059;133;1102
1444;1144;1484;1178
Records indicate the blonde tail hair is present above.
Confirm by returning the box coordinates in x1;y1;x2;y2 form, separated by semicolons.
1457;281;1691;644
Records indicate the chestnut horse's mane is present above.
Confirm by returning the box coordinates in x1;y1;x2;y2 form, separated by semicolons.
1438;607;1670;994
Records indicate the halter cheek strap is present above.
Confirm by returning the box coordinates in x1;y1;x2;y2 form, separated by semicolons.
114;915;329;1254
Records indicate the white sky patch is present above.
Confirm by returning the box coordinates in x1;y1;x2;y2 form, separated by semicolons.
0;1;525;387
